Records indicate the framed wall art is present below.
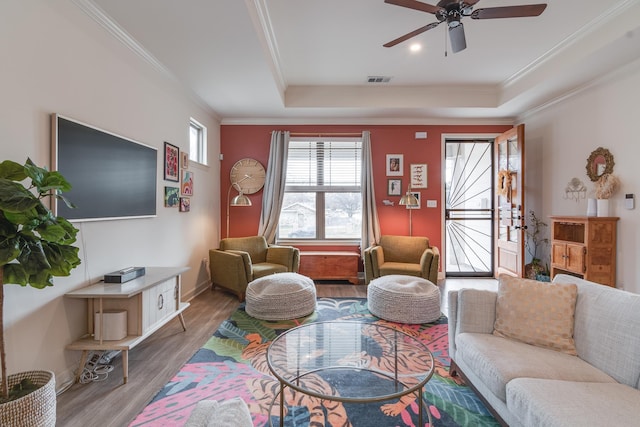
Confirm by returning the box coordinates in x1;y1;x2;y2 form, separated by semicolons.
388;179;402;196
406;191;421;209
164;142;179;182
179;197;191;212
181;170;194;196
164;186;179;207
181;151;189;169
386;154;403;176
410;164;427;188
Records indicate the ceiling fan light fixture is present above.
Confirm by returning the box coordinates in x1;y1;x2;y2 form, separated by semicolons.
449;23;467;53
446;8;462;28
383;0;547;53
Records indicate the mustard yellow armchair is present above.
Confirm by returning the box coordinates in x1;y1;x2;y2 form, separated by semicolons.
363;235;439;285
209;236;300;301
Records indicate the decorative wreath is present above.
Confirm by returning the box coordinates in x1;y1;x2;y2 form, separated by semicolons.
497;169;512;198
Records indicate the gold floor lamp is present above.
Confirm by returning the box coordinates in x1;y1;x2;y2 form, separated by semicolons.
399;186;419;236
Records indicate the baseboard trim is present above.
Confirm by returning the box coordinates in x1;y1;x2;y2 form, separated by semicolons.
185;280;212;302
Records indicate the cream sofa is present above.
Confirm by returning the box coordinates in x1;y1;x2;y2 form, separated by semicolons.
448;274;640;427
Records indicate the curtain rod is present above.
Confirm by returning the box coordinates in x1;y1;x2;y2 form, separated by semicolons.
287;132;363;137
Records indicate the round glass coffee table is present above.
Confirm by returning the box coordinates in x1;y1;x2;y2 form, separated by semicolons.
266;321;434;426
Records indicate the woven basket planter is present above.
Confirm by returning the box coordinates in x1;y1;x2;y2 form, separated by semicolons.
0;370;56;427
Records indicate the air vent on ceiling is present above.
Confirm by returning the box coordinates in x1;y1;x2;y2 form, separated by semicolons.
367;76;392;83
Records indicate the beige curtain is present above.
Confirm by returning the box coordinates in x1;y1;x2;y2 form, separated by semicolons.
258;130;289;243
361;131;380;254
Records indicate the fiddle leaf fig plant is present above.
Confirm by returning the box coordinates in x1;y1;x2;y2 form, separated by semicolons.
0;158;81;401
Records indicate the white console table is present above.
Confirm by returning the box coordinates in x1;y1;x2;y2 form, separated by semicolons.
65;266;190;384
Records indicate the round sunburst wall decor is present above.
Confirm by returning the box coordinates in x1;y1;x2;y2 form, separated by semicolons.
497;169;512;198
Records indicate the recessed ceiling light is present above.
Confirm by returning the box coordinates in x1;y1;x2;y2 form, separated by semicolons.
410;43;422;52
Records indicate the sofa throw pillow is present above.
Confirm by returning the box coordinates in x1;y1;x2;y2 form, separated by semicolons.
493;275;578;355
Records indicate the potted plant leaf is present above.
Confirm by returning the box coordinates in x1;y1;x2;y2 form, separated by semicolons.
0;158;80;425
524;209;550;282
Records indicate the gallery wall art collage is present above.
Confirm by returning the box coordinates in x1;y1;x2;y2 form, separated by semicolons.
164;142;193;212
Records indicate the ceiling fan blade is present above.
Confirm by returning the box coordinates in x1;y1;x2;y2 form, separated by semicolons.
383;22;441;47
471;4;547;19
449;23;467;53
384;0;443;15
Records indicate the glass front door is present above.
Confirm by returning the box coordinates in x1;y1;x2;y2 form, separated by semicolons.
445;140;494;277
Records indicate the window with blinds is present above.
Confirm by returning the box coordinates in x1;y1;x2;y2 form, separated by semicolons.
278;139;362;241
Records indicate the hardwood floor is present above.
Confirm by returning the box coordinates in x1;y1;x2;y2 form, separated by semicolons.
56;287;240;427
56;278;495;426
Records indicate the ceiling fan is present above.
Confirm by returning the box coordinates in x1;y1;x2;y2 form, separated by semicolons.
383;0;547;53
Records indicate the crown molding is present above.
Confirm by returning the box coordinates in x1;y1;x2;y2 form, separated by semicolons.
245;0;287;98
502;0;640;91
71;0;221;121
220;116;516;126
517;55;640;123
71;0;172;78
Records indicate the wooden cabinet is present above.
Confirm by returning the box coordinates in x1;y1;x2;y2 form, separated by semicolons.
552;242;585;275
65;267;190;383
298;251;360;284
549;216;618;287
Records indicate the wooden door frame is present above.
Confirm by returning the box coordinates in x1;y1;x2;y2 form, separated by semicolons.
494;124;526;278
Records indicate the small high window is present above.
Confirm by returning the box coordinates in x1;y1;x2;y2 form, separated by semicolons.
189;118;207;165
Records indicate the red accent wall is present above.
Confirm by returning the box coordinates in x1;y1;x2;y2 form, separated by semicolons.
220;124;511;254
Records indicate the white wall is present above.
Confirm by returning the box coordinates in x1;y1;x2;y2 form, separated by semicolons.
1;0;220;389
524;58;640;293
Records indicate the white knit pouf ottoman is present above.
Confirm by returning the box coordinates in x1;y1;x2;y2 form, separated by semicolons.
245;272;317;320
367;275;441;324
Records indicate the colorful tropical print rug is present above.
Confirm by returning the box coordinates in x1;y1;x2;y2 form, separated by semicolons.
130;298;498;426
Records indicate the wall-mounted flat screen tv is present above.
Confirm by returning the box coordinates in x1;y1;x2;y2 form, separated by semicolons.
51;114;157;221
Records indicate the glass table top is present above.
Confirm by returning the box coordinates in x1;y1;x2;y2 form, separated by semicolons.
266;321;434;402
